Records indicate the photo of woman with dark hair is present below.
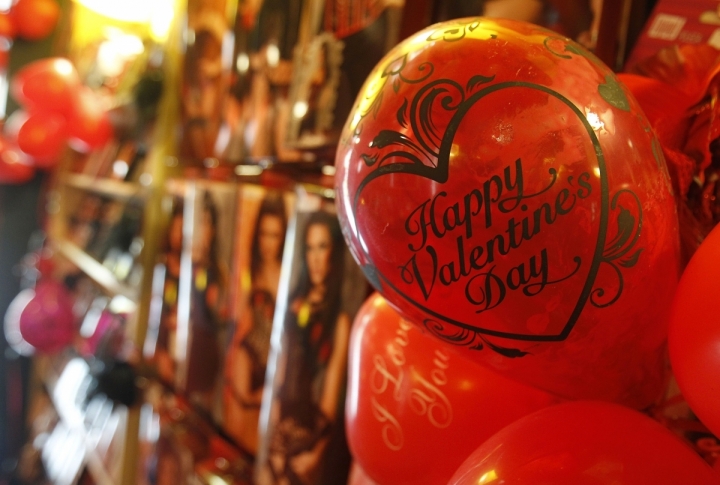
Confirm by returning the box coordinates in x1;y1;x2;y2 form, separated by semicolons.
258;209;352;485
225;191;288;453
185;190;227;409
154;198;184;385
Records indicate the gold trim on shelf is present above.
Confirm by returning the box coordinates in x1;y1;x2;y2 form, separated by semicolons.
54;239;139;302
62;174;150;201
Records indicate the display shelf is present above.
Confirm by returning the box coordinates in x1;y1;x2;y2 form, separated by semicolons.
54;239;139;303
85;449;116;485
62;174;149;201
38;355;126;485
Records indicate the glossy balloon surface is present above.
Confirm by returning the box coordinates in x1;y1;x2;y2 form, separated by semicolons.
68;87;113;150
18;280;75;354
347;293;561;485
448;401;718;485
669;223;720;439
11;58;79;115
347;463;379;485
0;136;34;184
335;17;680;407
12;0;60;41
15;110;68;166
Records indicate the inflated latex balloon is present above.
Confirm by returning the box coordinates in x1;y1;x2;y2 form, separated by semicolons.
347;293;561;485
669;223;720;439
11;58;79;115
447;401;718;485
0;12;16;39
67;87;113;150
0;136;34;184
11;0;60;41
18;280;75;354
335;17;680;408
348;463;379;485
14;110;68;167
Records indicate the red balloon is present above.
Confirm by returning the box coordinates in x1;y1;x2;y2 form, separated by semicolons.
12;0;60;41
0;136;34;184
669;223;720;439
18;280;75;354
11;58;79;115
0;12;16;39
334;17;680;408
347;293;561;485
67;87;113;150
14;110;68;167
448;401;718;485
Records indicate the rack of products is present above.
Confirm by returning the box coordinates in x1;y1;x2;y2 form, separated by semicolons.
13;0;720;484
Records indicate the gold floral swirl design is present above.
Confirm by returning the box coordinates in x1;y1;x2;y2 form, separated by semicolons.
426;18;482;42
349;52;434;133
371;396;404;451
543;35;630;111
423;318;530;358
590;189;643;308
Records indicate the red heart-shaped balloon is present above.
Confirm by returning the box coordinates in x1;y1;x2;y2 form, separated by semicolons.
347;293;561;485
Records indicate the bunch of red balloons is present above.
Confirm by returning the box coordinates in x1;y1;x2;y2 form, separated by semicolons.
0;57;113;184
335;17;720;484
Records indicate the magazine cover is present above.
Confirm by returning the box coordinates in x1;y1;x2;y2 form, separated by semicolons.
145;181;237;421
255;188;369;484
222;184;296;454
179;182;238;418
180;0;235;165
145;194;185;387
222;0;404;164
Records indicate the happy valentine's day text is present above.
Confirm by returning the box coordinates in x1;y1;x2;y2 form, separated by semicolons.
399;158;593;312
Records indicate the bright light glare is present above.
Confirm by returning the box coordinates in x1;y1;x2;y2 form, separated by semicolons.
54;58;74;76
478;470;498;483
586;111;604;131
236;53;249;73
97;29;145;77
75;0;168;22
150;1;175;41
266;44;280;67
293;101;309;119
112;160;129;178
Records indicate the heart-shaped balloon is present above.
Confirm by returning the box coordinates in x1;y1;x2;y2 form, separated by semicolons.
347;293;561;485
448;401;718;485
18;280;75;354
335;17;680;408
